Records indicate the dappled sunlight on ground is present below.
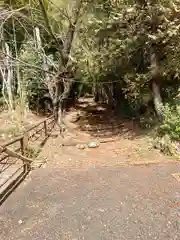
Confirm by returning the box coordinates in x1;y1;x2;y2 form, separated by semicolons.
39;97;175;169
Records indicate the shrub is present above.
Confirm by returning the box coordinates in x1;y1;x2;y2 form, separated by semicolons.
159;103;180;141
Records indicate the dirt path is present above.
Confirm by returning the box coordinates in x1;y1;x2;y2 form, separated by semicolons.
38;98;175;169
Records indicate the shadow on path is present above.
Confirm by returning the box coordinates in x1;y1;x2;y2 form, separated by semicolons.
75;98;153;139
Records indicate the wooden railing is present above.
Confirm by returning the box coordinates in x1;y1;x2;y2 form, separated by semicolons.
0;114;55;204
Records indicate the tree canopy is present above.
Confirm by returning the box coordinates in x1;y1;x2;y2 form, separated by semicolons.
1;0;180;128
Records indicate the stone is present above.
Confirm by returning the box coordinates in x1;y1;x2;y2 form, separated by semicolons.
88;141;99;148
76;144;86;150
18;220;23;224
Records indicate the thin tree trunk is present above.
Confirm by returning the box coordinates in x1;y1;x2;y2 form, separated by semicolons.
150;51;164;120
0;42;13;110
93;82;99;102
38;0;64;63
39;0;82;129
5;43;13;110
62;0;82;66
152;81;163;120
103;83;114;108
55;0;82;125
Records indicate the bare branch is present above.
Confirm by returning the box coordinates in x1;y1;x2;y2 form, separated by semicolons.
38;0;65;64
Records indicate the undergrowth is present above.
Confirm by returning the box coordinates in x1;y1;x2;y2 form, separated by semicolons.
24;146;40;159
156;102;180;159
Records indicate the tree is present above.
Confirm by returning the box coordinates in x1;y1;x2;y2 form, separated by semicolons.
77;0;180;118
1;0;180;126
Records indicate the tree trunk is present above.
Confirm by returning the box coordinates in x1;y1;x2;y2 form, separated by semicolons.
0;42;13;110
150;50;164;120
54;81;63;121
152;81;163;120
93;82;99;102
62;0;82;66
55;0;82;126
103;84;114;108
39;0;82;127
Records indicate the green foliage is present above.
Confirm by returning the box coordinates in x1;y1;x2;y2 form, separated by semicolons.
2;0;180;120
154;135;174;156
18;40;45;111
24;146;40;159
74;0;180;114
159;103;180;141
154;101;180;158
2;0;180;162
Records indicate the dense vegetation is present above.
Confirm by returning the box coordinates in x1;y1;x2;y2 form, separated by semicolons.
1;0;180;155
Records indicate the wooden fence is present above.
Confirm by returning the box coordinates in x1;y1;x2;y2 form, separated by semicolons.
0;115;55;204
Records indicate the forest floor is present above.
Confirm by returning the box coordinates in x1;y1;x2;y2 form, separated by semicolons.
0;96;176;166
0;96;176;170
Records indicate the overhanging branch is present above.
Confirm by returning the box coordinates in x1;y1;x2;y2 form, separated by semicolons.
38;0;65;64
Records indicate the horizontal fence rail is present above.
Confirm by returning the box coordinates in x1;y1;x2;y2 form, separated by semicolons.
0;114;55;204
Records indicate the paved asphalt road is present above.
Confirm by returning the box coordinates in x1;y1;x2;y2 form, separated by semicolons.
0;163;180;240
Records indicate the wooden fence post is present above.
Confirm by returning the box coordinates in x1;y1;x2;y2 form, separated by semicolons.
20;133;29;172
44;120;48;136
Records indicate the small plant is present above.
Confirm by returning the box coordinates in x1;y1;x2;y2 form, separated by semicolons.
24;146;40;159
